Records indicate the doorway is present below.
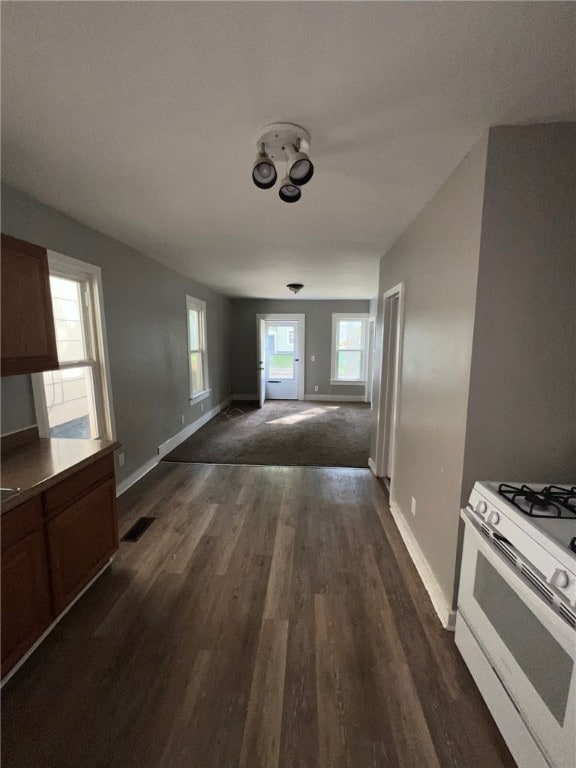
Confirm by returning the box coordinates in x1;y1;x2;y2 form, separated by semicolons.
375;284;405;496
256;314;305;406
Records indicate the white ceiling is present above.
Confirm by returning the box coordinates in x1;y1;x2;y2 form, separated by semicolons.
2;2;574;299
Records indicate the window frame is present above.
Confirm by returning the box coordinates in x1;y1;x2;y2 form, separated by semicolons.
330;313;369;385
186;295;210;404
31;251;116;441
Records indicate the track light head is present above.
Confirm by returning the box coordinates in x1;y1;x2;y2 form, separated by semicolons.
252;124;313;200
279;175;301;203
252;148;277;190
286;144;314;186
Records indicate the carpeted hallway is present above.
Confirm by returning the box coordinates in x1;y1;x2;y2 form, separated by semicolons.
164;400;372;468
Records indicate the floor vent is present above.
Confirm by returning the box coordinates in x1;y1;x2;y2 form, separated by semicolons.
121;517;156;542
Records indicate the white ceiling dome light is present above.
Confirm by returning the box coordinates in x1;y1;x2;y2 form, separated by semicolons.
251;123;313;202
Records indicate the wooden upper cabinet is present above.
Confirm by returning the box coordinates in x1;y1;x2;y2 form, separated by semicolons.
1;234;59;376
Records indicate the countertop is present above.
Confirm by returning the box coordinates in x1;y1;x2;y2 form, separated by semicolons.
1;438;121;514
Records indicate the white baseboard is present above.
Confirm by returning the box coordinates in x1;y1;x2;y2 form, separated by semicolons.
389;500;456;630
230;394;365;403
157;396;232;459
116;396;232;497
115;456;160;497
303;394;365;402
368;457;377;476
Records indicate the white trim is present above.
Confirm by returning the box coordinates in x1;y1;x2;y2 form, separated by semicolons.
366;317;376;405
374;283;405;510
115;395;233;497
368;457;377;475
303;394;365;402
1;558;113;687
186;295;209;401
256;313;306;401
389;499;456;630
330;379;366;386
157;396;232;458
189;389;211;405
33;251;116;442
115;456;160;497
331;312;369;384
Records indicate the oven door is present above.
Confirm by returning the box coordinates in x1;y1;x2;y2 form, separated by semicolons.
458;509;576;768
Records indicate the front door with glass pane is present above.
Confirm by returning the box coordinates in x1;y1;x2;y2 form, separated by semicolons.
265;321;299;400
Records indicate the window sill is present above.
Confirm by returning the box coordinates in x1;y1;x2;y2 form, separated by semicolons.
330;379;366;386
189;389;211;405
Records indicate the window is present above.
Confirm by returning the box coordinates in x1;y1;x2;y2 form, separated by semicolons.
32;253;115;440
187;296;209;402
331;313;369;384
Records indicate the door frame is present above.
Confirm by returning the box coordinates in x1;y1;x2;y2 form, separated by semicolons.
256;314;305;401
374;283;405;503
365;316;376;406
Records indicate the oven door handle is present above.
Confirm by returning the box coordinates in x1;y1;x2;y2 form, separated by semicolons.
461;508;575;641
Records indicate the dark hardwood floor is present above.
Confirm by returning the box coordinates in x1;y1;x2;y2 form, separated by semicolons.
1;463;515;768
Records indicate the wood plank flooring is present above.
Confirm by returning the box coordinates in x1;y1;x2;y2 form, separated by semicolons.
1;463;516;768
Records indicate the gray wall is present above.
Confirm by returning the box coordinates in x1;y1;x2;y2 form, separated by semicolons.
462;123;576;495
370;136;489;607
1;375;36;434
230;299;371;397
1;183;232;484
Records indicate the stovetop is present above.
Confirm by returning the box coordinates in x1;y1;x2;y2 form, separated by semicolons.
498;483;576;520
469;482;576;612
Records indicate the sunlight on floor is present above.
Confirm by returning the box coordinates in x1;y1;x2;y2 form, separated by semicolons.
266;405;340;426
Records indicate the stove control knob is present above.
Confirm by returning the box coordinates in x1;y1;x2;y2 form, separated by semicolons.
551;569;570;589
475;500;487;515
487;511;500;526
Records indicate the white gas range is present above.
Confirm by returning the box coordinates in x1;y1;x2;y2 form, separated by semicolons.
455;482;576;768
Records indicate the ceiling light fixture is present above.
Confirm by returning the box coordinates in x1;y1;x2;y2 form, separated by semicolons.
252;144;277;189
279;174;301;203
285;144;314;186
287;283;304;294
251;123;313;203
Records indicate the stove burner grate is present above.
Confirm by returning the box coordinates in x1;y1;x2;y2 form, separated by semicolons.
498;484;576;519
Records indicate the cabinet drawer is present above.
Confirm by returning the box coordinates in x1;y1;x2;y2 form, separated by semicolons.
1;495;43;552
1;524;52;676
47;478;118;613
44;454;115;519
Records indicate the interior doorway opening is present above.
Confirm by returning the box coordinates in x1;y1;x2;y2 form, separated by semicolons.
375;284;405;498
256;314;305;406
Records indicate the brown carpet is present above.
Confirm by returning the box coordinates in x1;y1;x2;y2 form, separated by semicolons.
163;400;372;468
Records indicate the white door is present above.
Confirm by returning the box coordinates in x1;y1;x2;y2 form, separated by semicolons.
265;321;299;400
257;318;266;408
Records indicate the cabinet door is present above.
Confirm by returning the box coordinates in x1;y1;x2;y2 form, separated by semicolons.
47;479;118;613
1;233;59;376
1;526;53;677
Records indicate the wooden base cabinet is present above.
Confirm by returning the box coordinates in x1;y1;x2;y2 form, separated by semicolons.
1;498;53;678
48;478;118;614
1;453;118;678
